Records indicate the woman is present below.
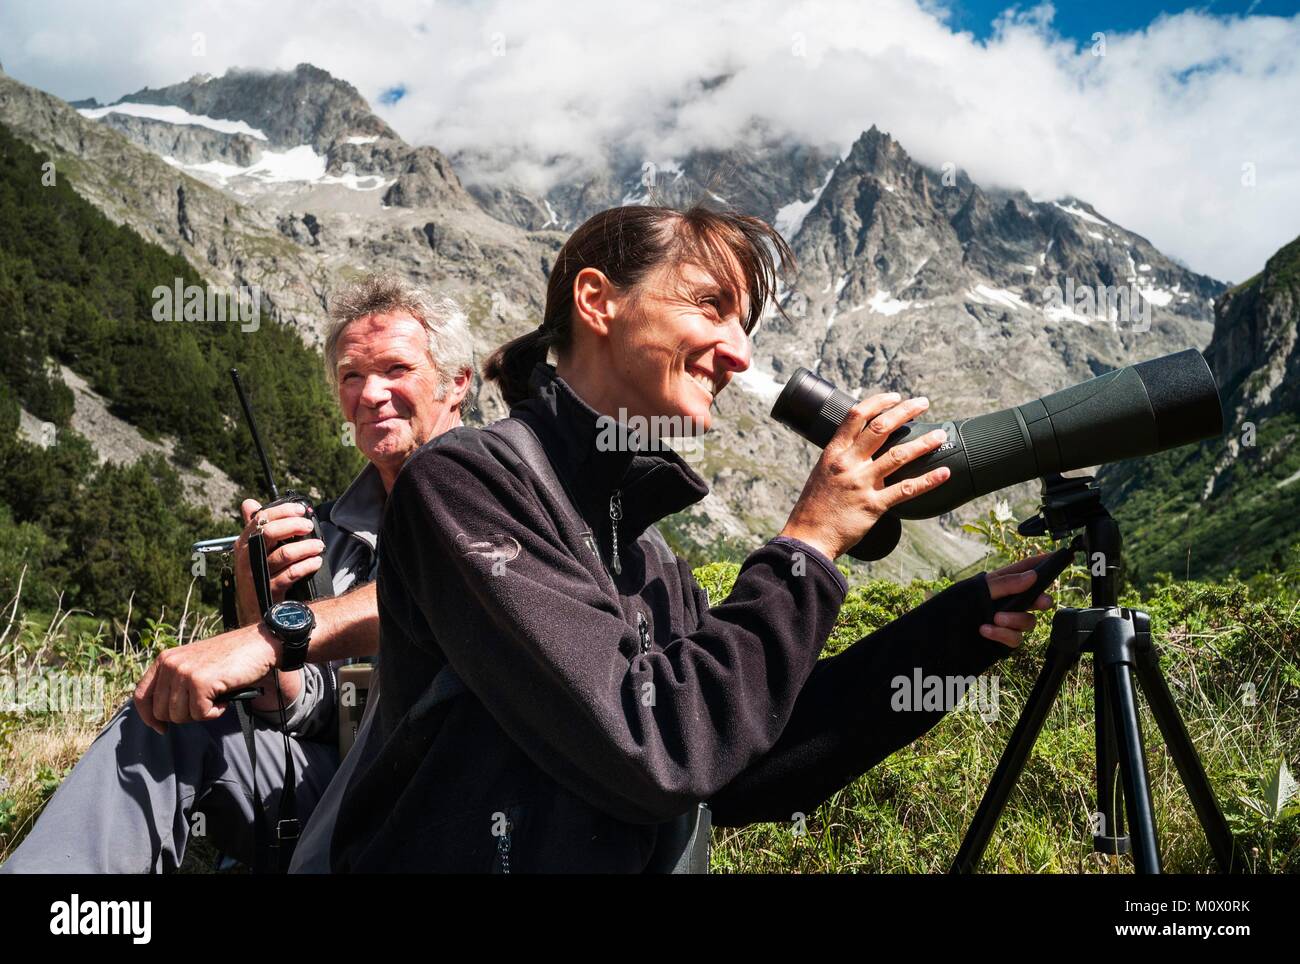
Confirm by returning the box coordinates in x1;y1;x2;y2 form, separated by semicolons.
330;204;1052;873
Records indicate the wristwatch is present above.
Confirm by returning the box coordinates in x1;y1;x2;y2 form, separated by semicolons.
264;600;315;671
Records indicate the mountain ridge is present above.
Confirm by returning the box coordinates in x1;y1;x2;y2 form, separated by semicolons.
0;62;1253;580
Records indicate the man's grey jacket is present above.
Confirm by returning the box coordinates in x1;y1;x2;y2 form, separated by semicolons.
331;364;1012;873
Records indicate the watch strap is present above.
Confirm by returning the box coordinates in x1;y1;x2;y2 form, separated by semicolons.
277;631;309;671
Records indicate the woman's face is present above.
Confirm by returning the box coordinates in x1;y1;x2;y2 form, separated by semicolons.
604;257;753;434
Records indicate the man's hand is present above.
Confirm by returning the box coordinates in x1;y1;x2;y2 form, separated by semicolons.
982;552;1056;649
133;624;281;734
233;498;326;626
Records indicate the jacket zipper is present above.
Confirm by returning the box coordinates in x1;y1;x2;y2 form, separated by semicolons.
496;818;512;874
608;488;623;576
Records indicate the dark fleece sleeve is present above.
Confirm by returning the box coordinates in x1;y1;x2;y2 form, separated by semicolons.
383;442;849;825
707;571;1011;827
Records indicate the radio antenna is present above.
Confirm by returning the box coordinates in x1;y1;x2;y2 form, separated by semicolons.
230;368;280;501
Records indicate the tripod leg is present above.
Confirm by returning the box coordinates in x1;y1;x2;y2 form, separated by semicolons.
951;619;1080;873
1093;655;1130;856
1095;615;1162;873
1132;628;1240;873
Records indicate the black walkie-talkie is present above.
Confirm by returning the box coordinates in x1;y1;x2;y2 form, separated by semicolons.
230;368;334;605
215;369;335;706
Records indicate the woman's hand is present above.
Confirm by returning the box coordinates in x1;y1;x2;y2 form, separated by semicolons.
982;552;1056;648
780;392;951;560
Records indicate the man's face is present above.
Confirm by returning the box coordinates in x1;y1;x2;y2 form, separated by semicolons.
335;311;468;483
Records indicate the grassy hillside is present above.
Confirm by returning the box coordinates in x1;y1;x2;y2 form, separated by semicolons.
3;535;1296;873
699;547;1299;873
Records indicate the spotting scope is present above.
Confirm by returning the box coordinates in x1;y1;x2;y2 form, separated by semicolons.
771;348;1223;556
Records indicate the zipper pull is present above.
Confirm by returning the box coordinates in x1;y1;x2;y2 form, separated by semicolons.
608;489;623;576
637;611;650;654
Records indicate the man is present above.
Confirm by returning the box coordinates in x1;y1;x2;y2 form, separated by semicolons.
0;273;473;873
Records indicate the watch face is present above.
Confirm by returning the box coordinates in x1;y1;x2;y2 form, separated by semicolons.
270;602;312;632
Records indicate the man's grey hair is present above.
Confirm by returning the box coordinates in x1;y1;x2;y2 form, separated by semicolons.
324;273;475;401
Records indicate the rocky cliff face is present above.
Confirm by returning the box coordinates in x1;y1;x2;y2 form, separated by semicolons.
1205;238;1300;424
1194;234;1300;505
1;63;1234;578
458;133;840;234
1097;234;1300;580
94;112;265;167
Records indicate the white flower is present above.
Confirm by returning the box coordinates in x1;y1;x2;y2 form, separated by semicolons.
993;499;1013;522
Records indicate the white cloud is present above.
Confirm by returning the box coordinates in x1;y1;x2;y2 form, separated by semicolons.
1;0;1297;281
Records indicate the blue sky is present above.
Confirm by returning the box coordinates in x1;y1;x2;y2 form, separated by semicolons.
944;0;1299;43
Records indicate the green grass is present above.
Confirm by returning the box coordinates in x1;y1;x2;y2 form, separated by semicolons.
698;535;1300;874
0;576;221;865
2;543;1297;873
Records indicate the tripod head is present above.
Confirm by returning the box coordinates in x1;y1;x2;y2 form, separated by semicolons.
1016;473;1108;540
1015;473;1123;617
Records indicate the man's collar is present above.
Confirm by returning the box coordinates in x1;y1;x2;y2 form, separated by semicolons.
510;363;710;540
327;461;387;551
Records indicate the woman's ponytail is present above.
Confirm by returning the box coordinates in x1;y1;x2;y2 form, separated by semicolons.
483;326;554;408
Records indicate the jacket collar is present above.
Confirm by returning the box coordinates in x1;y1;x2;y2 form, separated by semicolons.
510;363;710;541
327;460;386;552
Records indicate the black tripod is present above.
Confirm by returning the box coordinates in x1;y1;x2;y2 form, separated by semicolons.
951;473;1241;874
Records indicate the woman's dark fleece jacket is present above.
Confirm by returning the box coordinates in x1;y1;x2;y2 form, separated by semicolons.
331;364;1013;872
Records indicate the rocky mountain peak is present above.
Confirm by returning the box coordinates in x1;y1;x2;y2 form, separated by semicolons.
843;124;905;174
116;63;397;150
754;121;1222;419
65;63;473;212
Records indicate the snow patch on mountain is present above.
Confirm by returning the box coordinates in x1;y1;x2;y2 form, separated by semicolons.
968;284;1027;310
773;166;835;241
541;198;559;228
162;145;391;190
867;289;910;315
1054;201;1109;226
79;102;267;140
1139;285;1175;307
731;365;784;401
